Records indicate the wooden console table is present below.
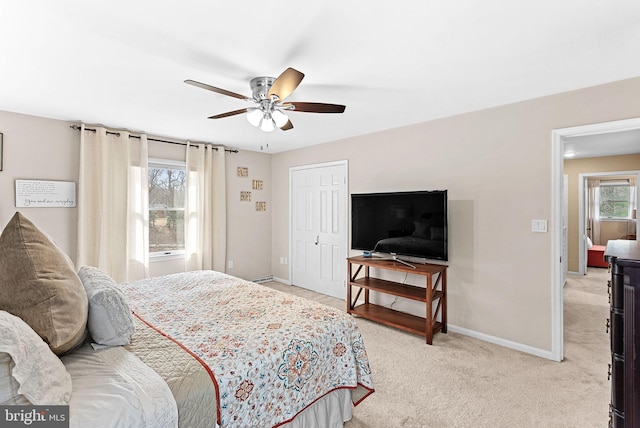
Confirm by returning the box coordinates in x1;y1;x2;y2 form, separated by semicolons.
347;255;447;344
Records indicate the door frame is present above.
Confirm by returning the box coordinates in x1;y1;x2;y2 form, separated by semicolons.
551;117;640;362
289;160;349;291
578;170;640;275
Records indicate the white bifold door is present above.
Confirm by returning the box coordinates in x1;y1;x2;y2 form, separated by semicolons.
291;161;348;299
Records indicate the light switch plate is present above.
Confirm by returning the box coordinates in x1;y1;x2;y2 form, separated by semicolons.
532;219;548;233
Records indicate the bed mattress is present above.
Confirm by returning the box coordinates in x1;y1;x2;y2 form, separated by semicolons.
61;343;178;428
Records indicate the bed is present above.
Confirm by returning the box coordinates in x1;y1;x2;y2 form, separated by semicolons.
0;212;374;428
121;270;374;427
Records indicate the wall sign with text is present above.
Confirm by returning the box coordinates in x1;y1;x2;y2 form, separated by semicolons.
15;180;77;208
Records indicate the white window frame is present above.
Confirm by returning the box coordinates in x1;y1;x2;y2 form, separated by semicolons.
599;180;632;221
148;158;186;262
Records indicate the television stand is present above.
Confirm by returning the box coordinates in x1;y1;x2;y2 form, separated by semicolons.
347;255;447;344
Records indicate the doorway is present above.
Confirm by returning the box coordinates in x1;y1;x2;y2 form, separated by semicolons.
290;160;348;299
577;171;640;275
551;117;640;362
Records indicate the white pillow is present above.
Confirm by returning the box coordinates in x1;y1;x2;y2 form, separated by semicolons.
587;237;594;249
0;353;29;405
78;266;136;346
0;310;72;405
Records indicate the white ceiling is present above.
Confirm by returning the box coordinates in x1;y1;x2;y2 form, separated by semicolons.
565;129;640;159
1;1;640;154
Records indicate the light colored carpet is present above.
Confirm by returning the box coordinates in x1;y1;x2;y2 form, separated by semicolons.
263;267;611;428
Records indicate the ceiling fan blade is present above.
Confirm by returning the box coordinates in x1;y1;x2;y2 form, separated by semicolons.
285;102;346;113
267;68;304;101
185;79;249;100
280;119;294;131
208;108;248;119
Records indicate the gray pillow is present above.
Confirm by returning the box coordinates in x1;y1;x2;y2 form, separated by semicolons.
78;266;135;346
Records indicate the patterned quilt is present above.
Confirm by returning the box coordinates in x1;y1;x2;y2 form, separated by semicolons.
119;270;374;428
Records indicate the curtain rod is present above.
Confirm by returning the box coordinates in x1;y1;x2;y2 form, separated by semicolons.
69;125;238;153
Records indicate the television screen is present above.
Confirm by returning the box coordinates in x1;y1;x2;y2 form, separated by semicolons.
351;190;448;261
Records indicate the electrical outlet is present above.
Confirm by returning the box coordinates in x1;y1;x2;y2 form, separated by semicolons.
228;260;234;269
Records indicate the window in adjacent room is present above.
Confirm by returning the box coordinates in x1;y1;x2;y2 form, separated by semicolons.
148;159;186;258
599;180;631;219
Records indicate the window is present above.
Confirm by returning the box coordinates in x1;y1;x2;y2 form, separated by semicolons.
148;159;186;257
600;180;631;219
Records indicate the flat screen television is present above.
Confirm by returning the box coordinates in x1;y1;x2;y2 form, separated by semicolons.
351;190;448;261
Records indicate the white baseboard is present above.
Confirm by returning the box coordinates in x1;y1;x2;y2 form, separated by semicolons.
264;277;557;360
272;276;291;285
447;324;557;361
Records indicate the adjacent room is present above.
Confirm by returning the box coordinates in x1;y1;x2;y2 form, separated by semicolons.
1;1;640;427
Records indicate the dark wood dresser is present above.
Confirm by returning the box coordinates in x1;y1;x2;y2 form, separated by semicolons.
605;240;640;427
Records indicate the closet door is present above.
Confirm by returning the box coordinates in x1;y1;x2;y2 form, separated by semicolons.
291;162;347;299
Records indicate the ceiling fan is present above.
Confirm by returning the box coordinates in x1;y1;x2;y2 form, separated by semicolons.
185;67;346;132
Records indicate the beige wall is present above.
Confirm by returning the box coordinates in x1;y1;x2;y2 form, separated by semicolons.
271;76;640;353
225;150;272;280
564;154;640;272
600;220;632;242
0;110;272;281
0;110;79;257
4;75;640;355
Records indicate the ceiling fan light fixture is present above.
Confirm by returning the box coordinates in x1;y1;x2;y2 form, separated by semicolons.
246;108;262;127
260;113;275;132
271;109;289;128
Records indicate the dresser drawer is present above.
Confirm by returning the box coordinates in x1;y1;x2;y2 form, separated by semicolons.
610;309;624;356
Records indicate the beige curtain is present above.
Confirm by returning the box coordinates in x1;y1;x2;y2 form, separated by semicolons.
77;125;149;282
184;142;226;272
586;178;601;244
